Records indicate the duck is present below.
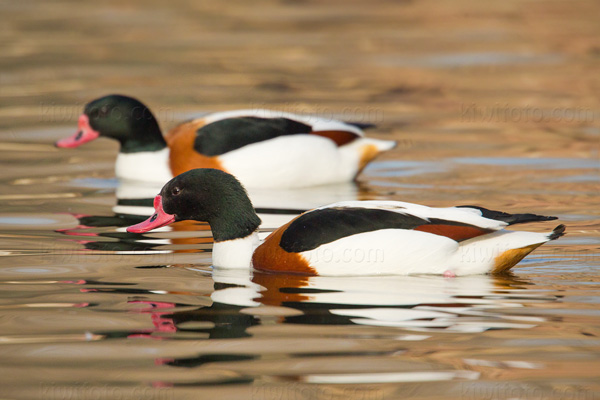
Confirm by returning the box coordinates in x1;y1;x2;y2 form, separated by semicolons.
55;94;396;188
126;168;566;276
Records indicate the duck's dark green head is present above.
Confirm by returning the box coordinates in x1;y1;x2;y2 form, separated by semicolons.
127;169;261;242
56;94;167;153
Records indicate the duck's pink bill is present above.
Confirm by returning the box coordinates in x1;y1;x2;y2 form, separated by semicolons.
55;114;100;148
127;196;176;233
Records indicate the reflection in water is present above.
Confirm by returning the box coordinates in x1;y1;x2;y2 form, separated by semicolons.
37;267;559;388
113;178;368;222
1;0;600;395
0;178;597;397
54;213;167;253
19;266;555;388
223;270;548;333
55;269;550;340
0;143;596;394
51;178;376;255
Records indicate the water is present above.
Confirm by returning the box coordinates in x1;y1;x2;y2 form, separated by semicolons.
1;1;600;399
0;124;598;399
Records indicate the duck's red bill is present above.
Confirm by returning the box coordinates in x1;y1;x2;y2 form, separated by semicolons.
55;114;100;148
127;196;176;233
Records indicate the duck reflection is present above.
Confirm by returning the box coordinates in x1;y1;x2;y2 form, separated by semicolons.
119;267;549;344
58;265;556;378
224;270;546;333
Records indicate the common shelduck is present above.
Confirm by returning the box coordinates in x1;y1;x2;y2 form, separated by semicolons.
126;169;565;276
55;94;396;188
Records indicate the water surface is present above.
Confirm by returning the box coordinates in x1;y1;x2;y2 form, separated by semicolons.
0;123;598;399
1;0;600;399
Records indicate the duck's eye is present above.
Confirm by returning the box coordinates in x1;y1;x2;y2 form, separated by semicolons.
171;187;181;196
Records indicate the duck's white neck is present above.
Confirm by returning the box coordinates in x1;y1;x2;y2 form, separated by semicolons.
212;231;260;269
115;148;173;183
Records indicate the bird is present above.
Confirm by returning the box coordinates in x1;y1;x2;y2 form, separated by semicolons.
126;168;565;276
55;94;396;188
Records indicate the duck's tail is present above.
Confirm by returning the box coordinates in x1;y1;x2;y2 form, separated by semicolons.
548;224;566;240
354;138;397;173
455;225;566;275
491;225;566;273
457;205;559;226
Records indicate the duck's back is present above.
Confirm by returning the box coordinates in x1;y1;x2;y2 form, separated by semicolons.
251;201;563;276
165;110;393;188
251;201;502;275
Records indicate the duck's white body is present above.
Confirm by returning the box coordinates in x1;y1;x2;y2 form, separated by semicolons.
212;234;261;270
114;108;395;188
115;136;387;187
218;201;563;276
217;134;389;188
116;148;172;183
290;227;553;276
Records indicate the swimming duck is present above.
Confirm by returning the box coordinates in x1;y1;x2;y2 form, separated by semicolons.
56;94;396;188
126;169;565;276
